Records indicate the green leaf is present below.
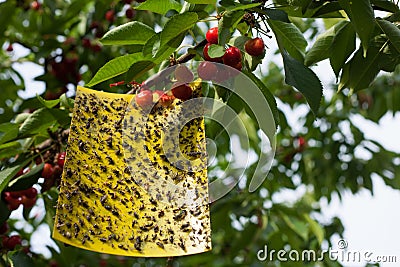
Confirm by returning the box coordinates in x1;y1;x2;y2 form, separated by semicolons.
300;0;313;14
268;19;308;62
208;44;225;58
261;8;290;23
281;213;308;241
9;251;34;267
51;109;71;128
218;11;245;46
387;11;400;22
185;0;216;4
160;12;198;48
152;33;185;64
18;109;57;138
377;19;400;54
339;0;375;56
228;35;251;51
8;163;44;191
87;53;145;86
243;70;280;127
37;95;60;108
0;141;21;150
13;113;30;124
330;21;356;77
282;52;323;115
225;2;261;12
0;1;16;38
0;159;31;193
143;33;160;57
0;123;19;145
312;2;343;18
101;21;155;45
125;60;156;81
59;93;74;109
305;21;348;66
0;200;11;224
304;215;324;244
135;0;182;15
339;45;385;92
371;0;400;13
244;53;264;71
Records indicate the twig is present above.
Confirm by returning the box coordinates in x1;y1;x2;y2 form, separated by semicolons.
175;39;208;65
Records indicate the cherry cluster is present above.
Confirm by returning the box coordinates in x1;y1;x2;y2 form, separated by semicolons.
3;188;38;211
136;64;196;109
105;0;146;24
0;222;24;252
40;151;66;191
198;27;265;82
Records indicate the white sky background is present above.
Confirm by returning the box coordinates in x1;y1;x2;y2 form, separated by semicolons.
313;61;400;267
5;24;400;266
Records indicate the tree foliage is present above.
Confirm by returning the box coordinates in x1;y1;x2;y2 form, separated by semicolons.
0;0;399;266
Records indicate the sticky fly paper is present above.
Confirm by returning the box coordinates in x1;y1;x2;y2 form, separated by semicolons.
53;84;211;257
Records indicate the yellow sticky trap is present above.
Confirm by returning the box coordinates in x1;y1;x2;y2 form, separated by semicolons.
53;84;211;257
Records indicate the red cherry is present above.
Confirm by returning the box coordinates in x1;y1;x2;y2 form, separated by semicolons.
3;192;13;202
203;43;223;62
222;46;242;68
7;198;21;211
6;191;22;199
3;235;22;250
197;61;218;81
213;66;234;83
63;37;76;45
136;90;153;109
57;152;66;167
52;165;62;179
206;27;218;44
15;168;24;177
175;65;194;84
42;163;54;179
82;37;91;48
232;61;242;71
91;43;102;52
244;37;265;56
0;222;9;235
6;44;13;52
125;8;135;19
1;236;9;246
295;136;306;152
21;195;36;208
171;83;192;101
35;156;43;165
23;187;38;199
105;10;115;22
31;1;40;11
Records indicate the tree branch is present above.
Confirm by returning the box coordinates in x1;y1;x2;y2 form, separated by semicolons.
175;39;208;65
